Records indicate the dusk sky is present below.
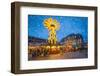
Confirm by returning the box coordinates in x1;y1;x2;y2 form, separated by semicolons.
28;15;88;42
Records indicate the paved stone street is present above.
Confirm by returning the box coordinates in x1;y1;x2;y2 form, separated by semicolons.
28;49;88;60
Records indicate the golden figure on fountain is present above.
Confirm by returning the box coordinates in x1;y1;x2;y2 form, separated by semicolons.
43;18;60;45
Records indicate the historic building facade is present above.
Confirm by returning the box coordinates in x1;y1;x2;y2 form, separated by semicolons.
61;33;84;51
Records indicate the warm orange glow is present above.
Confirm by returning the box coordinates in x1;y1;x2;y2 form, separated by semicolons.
43;18;60;45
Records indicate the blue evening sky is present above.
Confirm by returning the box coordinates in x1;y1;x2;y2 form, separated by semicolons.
28;15;88;42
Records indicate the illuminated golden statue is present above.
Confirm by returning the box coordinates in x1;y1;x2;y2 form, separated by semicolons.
43;18;60;45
